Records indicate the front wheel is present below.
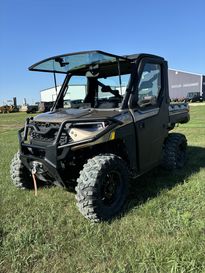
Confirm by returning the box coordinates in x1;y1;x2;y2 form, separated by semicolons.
10;151;34;189
75;154;129;222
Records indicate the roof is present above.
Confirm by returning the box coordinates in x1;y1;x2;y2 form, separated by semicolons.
29;50;127;74
29;50;165;75
125;53;164;61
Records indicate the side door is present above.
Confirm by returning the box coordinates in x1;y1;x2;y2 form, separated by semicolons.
131;58;169;173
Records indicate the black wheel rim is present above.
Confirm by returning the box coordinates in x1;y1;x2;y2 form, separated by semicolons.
177;143;186;167
101;171;122;206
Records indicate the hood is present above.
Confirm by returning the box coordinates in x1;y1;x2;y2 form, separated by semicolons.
34;108;121;123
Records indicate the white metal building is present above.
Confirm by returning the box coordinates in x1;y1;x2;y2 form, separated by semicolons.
40;85;87;102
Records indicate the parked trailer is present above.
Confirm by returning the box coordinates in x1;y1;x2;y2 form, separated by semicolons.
168;69;204;100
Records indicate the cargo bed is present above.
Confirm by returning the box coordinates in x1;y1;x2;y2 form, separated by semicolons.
168;102;189;129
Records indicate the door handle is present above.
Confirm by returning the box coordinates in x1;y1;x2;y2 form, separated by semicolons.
138;121;145;128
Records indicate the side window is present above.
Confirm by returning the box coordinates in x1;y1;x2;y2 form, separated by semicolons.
98;74;130;99
138;63;161;107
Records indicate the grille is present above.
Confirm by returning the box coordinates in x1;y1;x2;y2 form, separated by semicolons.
30;122;69;145
31;131;56;142
34;122;60;131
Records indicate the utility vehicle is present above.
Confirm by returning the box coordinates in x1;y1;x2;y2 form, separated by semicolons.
10;51;190;222
185;92;203;102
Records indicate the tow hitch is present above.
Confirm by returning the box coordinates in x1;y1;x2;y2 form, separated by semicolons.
31;161;44;196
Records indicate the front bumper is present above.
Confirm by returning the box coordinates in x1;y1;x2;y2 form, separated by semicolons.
18;117;121;186
19;127;68;187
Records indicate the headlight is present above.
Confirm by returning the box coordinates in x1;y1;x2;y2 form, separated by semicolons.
69;122;106;142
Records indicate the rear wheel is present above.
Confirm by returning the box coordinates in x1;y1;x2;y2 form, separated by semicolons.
162;133;187;170
75;154;129;222
10;152;33;189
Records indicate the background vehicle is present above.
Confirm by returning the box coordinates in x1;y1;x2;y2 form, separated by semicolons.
0;97;19;113
10;51;190;222
185;92;203;102
26;104;39;113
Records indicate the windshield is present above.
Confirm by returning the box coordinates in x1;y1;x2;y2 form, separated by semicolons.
62;73;130;109
29;51;127;74
31;50;132;109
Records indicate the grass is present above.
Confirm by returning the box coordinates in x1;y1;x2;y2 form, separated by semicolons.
0;108;205;273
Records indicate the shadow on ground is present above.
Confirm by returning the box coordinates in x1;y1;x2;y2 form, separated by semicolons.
126;145;205;211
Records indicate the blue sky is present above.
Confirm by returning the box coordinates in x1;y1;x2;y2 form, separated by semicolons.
1;0;205;105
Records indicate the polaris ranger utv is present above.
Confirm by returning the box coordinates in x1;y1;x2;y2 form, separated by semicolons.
10;51;190;222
